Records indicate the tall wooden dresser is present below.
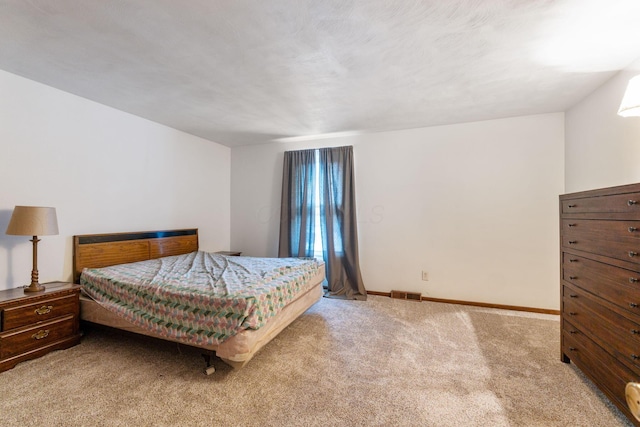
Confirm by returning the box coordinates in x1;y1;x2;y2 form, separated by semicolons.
561;183;640;425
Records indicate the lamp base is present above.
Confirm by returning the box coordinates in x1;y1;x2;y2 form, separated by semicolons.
24;283;46;293
24;251;44;293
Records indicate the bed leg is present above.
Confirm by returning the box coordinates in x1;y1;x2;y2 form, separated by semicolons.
201;352;215;375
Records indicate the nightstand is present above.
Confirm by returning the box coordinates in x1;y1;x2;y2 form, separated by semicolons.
0;282;81;373
216;251;242;256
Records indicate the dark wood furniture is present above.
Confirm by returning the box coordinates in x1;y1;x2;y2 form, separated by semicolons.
560;183;640;425
0;282;81;373
73;229;199;283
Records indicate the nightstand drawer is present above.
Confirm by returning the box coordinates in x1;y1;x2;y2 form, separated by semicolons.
2;294;78;330
0;314;76;359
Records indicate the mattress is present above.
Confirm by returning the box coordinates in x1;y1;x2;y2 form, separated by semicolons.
80;251;323;348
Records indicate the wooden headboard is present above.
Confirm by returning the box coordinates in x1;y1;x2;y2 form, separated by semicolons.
73;229;198;283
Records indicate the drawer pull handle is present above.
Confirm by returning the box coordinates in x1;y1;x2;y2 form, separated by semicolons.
569;312;577;316
630;251;638;258
630;227;638;233
629;200;638;206
569;259;578;263
568;204;577;208
569;347;577;352
632;329;640;335
34;305;52;315
633;354;640;360
569;276;578;280
31;330;50;340
568;241;578;245
630;277;639;283
569;330;578;334
568;223;577;227
569;294;578;298
631;303;639;308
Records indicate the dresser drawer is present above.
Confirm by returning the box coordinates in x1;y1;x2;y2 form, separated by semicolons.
0;314;76;359
562;320;638;413
2;293;79;330
562;192;640;215
562;219;640;241
562;219;640;264
563;284;640;373
563;253;640;317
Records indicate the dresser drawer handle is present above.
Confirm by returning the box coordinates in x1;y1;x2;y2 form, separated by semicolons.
568;204;577;208
632;329;640;335
31;330;50;340
629;200;638;206
569;330;578;334
630;227;638;233
633;354;640;360
630;277;639;283
34;305;53;315
569;294;578;298
568;241;578;245
569;312;577;316
569;347;577;352
569;276;578;280
568;223;577;227
631;303;639;308
630;251;638;258
569;259;578;263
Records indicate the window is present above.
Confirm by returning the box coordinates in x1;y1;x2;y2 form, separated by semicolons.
279;145;366;299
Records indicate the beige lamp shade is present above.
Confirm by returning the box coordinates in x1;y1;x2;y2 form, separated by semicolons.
6;206;59;236
618;75;640;117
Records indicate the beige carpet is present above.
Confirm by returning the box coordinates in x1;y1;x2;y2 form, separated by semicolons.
0;296;633;426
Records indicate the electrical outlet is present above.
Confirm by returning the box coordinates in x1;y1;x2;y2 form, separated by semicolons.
422;271;429;281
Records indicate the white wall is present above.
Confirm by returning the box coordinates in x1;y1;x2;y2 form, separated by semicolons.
231;113;564;310
0;70;230;290
565;59;640;192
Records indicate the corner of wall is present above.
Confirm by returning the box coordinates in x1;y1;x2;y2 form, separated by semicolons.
564;59;640;193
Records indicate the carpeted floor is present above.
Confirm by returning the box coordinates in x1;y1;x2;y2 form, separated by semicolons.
0;296;633;426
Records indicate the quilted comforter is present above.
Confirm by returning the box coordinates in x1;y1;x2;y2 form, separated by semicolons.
80;251;322;346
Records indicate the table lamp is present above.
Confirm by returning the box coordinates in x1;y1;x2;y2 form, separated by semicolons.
5;206;59;293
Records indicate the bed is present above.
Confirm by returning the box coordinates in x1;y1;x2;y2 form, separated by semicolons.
73;229;325;374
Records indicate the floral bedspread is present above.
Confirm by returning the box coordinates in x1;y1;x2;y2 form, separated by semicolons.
80;251;322;346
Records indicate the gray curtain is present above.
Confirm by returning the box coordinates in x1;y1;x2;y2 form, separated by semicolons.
318;146;366;300
278;145;366;300
278;149;317;258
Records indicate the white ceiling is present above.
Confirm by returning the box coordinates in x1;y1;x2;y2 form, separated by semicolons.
2;0;640;147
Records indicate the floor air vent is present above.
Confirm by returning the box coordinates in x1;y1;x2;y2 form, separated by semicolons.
390;290;422;302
